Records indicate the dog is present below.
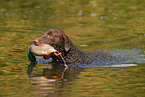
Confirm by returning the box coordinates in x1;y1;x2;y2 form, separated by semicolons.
33;29;119;64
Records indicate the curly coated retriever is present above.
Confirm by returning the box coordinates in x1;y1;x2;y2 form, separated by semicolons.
33;29;119;64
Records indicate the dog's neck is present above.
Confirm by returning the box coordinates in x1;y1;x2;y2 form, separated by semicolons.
63;44;87;64
53;40;87;64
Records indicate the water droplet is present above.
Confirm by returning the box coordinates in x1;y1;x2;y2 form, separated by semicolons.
100;16;104;19
6;46;9;49
5;13;8;16
90;13;96;16
78;10;82;16
8;14;12;17
113;17;117;20
80;45;88;47
25;10;28;13
23;15;27;19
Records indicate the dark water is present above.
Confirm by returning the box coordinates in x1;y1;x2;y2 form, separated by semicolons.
0;0;145;97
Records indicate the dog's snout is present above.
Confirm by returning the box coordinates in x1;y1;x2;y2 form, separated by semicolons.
33;39;39;44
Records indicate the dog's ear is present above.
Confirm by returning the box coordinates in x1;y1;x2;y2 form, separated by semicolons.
63;34;72;52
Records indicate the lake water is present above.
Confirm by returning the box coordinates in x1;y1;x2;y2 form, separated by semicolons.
0;0;145;97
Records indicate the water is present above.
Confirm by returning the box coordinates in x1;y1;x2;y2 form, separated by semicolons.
0;0;145;97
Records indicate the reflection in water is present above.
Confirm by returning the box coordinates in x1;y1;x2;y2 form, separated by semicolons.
27;62;84;96
26;47;144;96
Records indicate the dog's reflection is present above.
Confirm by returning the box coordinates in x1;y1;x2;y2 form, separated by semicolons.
27;62;84;96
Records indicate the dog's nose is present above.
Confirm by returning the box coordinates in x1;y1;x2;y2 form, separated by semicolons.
33;39;38;44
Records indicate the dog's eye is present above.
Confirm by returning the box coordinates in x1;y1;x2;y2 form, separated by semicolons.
47;35;51;38
47;31;52;35
47;32;53;37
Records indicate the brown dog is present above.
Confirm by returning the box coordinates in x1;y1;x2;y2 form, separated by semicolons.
33;29;119;64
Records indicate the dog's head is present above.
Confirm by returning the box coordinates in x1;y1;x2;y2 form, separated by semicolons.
33;29;73;52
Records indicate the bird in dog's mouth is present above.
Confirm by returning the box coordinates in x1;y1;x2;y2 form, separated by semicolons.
27;44;67;67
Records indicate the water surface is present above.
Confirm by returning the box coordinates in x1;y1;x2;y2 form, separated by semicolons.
0;0;145;97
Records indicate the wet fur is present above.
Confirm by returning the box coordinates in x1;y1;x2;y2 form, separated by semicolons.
33;29;119;64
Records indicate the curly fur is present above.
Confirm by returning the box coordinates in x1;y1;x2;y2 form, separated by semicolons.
33;29;119;64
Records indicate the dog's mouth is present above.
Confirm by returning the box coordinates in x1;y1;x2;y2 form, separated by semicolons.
33;42;42;46
33;41;39;46
33;40;48;46
34;43;53;47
